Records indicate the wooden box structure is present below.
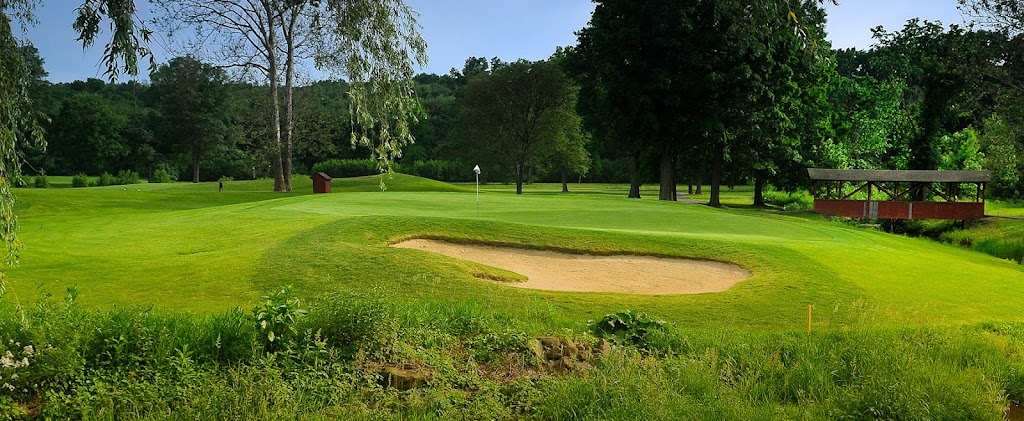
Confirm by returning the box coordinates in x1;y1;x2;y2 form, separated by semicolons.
311;172;332;194
807;169;990;220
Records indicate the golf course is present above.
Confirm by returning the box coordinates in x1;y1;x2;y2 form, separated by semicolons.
3;175;1024;419
10;175;1024;328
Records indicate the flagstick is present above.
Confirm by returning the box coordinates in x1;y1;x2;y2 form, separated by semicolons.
476;172;480;217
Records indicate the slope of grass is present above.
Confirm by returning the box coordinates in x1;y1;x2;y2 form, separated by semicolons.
6;176;1024;331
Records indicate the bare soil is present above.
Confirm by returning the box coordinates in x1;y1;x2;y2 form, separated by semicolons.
392;239;751;295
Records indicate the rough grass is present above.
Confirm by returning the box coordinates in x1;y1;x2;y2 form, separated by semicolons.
3;292;1022;420
6;176;1024;331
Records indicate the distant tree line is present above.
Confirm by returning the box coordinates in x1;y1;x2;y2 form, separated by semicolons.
15;0;1024;203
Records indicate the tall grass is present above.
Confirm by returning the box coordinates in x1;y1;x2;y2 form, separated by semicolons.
2;291;1022;420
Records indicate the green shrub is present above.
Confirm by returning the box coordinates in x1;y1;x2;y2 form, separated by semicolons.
306;293;399;358
11;175;27;188
71;173;89;188
150;168;174;184
311;159;380;178
33;175;48;188
590;310;668;350
253;286;306;352
115;170;141;185
764;190;813;210
92;172;116;187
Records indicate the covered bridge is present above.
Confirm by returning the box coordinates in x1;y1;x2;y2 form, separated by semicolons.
807;169;990;220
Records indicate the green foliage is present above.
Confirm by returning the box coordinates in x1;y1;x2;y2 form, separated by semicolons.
92;172;116;187
453;59;584;194
397;160;472;182
71;173;89;188
253;286;306;351
32;175;47;188
311;159;380;178
980;114;1024;198
150;168;173;184
150;56;234;183
306;293;399;358
114;170;140;185
310;0;429;173
590;310;668;350
938;128;984;170
4;289;1024;419
763;190;814;211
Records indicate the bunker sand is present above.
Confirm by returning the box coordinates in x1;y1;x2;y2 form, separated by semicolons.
393;239;751;294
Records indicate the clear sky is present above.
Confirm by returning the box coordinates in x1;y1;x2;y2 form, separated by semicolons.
15;0;971;83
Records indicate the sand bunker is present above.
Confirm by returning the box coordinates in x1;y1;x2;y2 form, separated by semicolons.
392;239;751;294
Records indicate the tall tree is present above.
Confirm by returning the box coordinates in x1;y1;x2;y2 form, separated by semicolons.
46;92;128;175
454;60;583;195
159;0;287;189
160;0;426;192
869;20;1004;171
150;56;234;183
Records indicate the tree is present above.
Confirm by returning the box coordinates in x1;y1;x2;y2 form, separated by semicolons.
46;92;128;175
453;60;583;195
572;0;701;202
869;20;1004;172
151;56;234;183
960;0;1024;34
159;0;426;192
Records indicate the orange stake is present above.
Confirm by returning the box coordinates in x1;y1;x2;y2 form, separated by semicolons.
807;304;812;334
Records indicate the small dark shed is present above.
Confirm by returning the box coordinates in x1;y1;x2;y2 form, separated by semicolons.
311;172;332;194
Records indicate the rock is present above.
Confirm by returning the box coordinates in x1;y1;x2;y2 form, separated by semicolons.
564;341;580;358
526;339;545;361
539;336;561;347
545;345;563;360
379;366;432;391
554;356;586;374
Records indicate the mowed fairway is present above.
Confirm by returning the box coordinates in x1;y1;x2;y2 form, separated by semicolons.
8;174;1024;331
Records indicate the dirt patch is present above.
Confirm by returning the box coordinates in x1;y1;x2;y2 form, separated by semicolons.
392;239;751;294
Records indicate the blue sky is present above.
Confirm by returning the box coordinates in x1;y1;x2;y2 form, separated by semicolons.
15;0;967;83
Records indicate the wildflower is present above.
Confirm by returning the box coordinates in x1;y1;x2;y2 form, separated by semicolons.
22;345;33;356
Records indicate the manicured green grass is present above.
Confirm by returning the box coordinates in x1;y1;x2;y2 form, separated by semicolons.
987;199;1024;217
6;174;1024;331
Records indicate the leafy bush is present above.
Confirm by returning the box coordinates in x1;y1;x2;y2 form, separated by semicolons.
764;190;813;210
11;175;27;188
71;173;89;188
92;172;117;187
115;170;141;185
311;159;380;178
33;175;48;188
150;168;174;184
589;310;668;350
305;293;399;358
253;286;306;352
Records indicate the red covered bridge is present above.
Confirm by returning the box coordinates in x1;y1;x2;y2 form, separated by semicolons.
807;169;991;220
